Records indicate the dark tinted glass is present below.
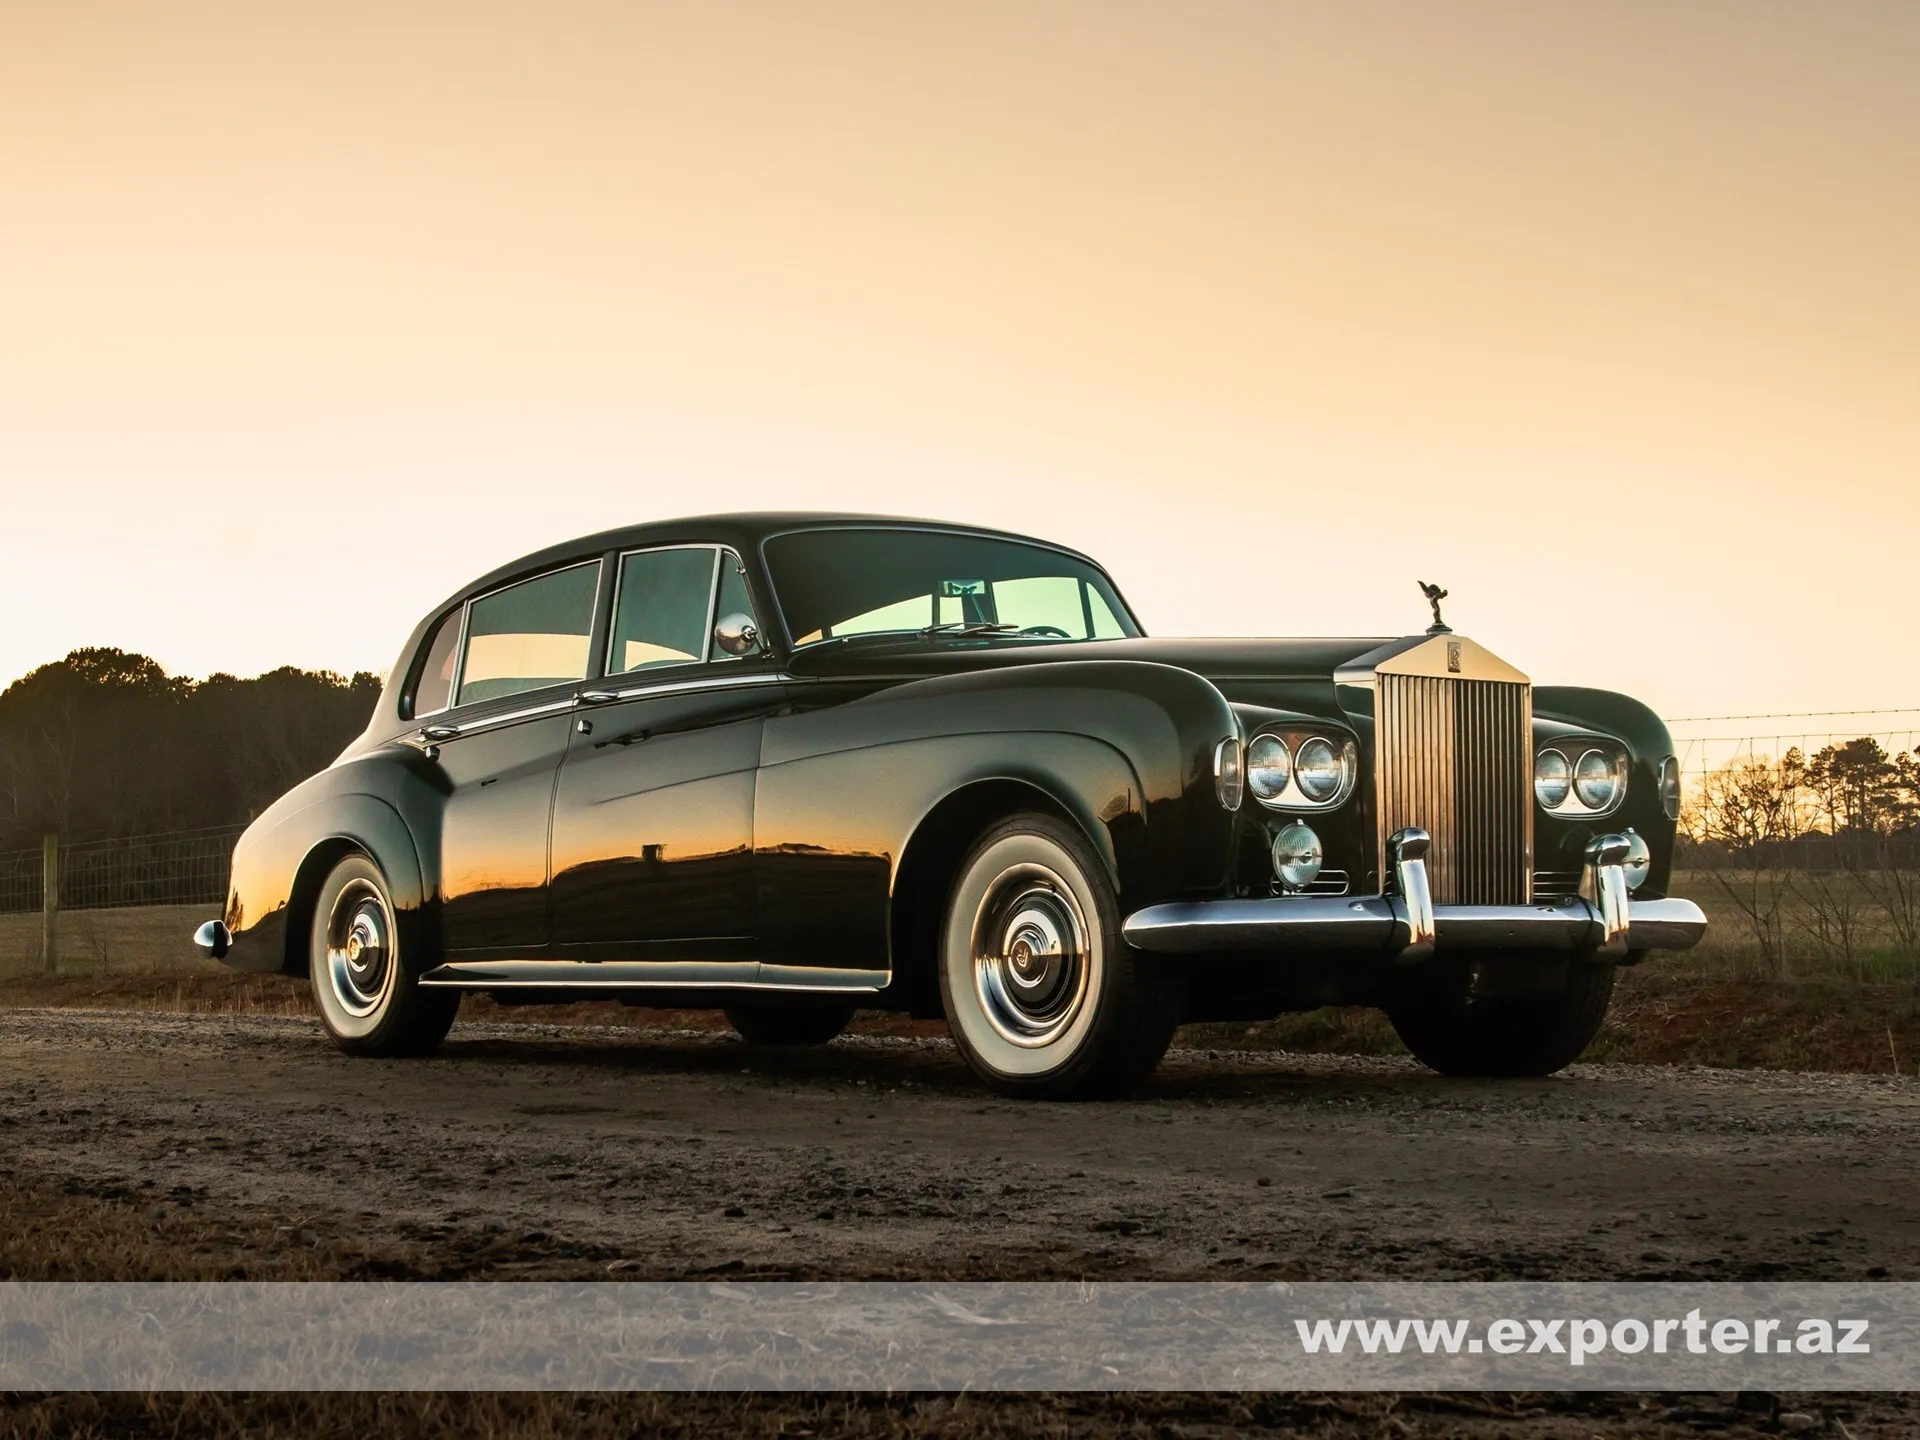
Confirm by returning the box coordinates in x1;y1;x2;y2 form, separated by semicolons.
608;547;718;675
411;609;462;717
764;529;1138;645
456;561;599;705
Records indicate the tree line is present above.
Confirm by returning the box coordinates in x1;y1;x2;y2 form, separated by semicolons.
1683;737;1920;851
1679;739;1920;976
0;649;381;853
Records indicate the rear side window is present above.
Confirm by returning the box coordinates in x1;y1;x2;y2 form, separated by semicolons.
456;562;599;705
607;547;718;675
410;610;462;717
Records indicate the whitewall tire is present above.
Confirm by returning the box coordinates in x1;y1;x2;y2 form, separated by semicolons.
939;813;1182;1099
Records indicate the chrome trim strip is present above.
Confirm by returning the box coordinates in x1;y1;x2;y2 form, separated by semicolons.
423;696;577;739
418;958;887;992
582;671;788;706
1121;891;1706;957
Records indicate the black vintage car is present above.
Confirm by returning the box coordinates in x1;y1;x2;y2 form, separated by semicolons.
196;514;1703;1097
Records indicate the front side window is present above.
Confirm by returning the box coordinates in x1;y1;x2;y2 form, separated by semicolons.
764;529;1140;647
607;547;719;676
456;561;599;705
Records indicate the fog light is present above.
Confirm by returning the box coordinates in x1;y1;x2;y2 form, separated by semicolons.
1272;822;1324;892
1622;829;1651;891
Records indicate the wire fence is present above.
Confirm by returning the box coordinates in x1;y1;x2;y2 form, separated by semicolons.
1667;708;1920;797
0;825;245;916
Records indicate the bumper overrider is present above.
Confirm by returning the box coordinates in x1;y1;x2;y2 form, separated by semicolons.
1123;829;1706;960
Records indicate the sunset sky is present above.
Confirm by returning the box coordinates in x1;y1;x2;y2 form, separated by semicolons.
3;1;1915;722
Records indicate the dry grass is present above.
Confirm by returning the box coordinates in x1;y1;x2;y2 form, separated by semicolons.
7;882;1920;1076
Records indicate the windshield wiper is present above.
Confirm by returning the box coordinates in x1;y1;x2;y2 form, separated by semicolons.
796;622;1024;654
916;622;1022;638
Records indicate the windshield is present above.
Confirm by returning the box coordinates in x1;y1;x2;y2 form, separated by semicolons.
764;528;1141;648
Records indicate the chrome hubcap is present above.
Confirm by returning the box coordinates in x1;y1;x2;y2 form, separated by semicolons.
326;880;394;1019
971;863;1091;1048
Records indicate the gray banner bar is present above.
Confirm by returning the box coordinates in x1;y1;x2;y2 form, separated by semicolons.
0;1282;1908;1391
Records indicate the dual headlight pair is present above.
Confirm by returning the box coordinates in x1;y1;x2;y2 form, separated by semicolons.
1533;743;1628;818
1214;731;1356;813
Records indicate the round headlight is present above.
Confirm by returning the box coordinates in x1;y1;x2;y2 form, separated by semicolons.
1574;749;1618;810
1622;829;1651;892
1271;822;1323;892
1246;734;1291;803
1295;737;1346;802
1534;749;1570;808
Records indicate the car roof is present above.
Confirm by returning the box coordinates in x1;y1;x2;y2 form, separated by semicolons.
453;512;1105;605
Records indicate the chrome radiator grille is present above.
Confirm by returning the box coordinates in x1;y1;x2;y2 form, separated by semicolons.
1376;673;1533;904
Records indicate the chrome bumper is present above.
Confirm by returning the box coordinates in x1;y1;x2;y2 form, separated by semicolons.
1123;828;1706;960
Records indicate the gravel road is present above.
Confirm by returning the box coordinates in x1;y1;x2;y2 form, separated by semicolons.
4;1007;1916;1285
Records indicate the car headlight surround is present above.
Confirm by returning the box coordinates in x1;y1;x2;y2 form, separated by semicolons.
1573;748;1618;810
1294;736;1346;803
1533;737;1630;818
1246;734;1292;803
1534;748;1571;808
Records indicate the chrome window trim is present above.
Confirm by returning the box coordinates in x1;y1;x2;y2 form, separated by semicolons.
450;557;603;711
603;543;755;679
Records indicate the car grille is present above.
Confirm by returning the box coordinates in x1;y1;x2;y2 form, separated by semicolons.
1376;673;1533;904
1271;868;1350;898
1532;869;1582;899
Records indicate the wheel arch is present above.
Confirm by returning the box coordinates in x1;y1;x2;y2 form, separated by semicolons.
887;776;1105;1019
276;798;429;976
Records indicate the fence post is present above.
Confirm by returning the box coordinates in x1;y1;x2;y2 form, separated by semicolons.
42;833;59;975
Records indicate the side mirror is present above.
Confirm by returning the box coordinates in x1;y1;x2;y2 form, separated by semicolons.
713;613;761;657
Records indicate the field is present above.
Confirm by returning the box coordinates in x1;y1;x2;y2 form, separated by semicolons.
5;876;1917;1075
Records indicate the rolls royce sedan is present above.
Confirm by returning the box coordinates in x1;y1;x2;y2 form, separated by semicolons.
196;513;1704;1097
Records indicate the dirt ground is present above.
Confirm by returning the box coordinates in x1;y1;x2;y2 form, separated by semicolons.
6;1007;1919;1436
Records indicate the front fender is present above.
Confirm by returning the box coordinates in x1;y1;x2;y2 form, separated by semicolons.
769;659;1239;897
1533;686;1679;896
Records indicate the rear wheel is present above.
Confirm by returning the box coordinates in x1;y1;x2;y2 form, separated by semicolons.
1388;957;1614;1077
939;813;1182;1099
309;854;458;1057
724;1002;855;1046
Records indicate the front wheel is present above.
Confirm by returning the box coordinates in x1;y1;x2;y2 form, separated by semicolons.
309;854;459;1057
1388;958;1614;1077
939;813;1183;1099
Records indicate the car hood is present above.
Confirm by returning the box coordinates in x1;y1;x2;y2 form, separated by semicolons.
784;636;1394;685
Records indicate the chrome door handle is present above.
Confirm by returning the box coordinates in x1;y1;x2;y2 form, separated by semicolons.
420;724;460;742
577;690;619;705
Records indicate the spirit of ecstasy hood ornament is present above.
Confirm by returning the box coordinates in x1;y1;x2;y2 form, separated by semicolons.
1418;581;1450;634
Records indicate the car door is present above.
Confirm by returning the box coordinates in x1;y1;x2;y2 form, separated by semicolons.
548;545;783;961
421;558;605;955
